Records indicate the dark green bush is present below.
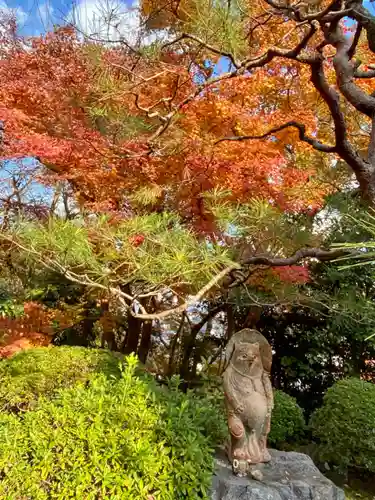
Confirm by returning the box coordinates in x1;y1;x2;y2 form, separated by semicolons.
310;377;375;474
164;376;227;447
190;381;306;451
0;352;227;499
268;390;306;449
0;346;122;411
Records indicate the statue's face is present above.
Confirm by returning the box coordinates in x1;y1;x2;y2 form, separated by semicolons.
233;342;260;368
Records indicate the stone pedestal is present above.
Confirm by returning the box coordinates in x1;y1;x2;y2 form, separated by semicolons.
211;449;345;500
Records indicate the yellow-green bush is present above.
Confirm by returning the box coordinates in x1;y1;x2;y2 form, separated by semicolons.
0;346;121;411
0;350;227;499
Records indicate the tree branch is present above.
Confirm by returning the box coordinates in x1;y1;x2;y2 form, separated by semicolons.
264;0;348;23
325;20;375;118
354;69;375;79
162;33;240;69
191;303;225;334
350;3;375;53
348;23;362;59
310;59;347;146
368;114;375;163
308;57;369;183
149;23;318;143
129;264;240;320
215;120;336;152
241;247;350;266
0;234;356;322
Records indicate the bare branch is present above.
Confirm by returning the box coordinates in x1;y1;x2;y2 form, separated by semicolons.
191;303;225;334
215;120;336;152
350;3;375;53
132;92;172;122
310;59;347;145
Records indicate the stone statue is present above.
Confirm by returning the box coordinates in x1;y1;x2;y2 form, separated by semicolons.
223;328;274;477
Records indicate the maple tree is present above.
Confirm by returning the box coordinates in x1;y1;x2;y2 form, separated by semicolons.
0;0;371;363
139;0;375;203
0;301;76;358
0;20;334;222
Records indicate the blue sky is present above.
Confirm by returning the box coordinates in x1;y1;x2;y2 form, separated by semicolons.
1;0;138;37
4;0;374;39
0;0;373;46
3;0;73;35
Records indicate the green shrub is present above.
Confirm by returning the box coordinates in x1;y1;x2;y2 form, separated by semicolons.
0;346;122;411
310;377;375;474
268;390;306;449
0;353;227;499
190;382;306;451
163;376;228;447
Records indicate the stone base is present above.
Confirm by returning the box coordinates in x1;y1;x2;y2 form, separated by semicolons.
211;449;345;500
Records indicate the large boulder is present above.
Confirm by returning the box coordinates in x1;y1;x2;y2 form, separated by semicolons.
211;449;345;500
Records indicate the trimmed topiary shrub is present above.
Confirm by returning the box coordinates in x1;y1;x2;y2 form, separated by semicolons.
310;377;375;474
268;390;306;449
0;345;122;411
0;352;227;499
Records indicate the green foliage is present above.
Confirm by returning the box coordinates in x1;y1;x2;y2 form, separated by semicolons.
130;184;163;207
168;375;228;445
0;350;226;499
204;189;314;260
0;346;121;411
0;298;23;318
10;213;234;294
344;486;374;500
16;218;99;270
186;0;248;60
205;190;282;235
258;251;375;414
268;390;306;449
310;378;375;474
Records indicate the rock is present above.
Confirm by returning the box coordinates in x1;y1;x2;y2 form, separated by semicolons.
211;449;345;500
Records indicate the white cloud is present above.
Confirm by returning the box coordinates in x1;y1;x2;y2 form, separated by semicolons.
0;1;27;26
69;0;141;45
68;0;170;46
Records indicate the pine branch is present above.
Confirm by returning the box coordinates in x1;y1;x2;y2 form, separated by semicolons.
0;233;356;322
162;33;241;68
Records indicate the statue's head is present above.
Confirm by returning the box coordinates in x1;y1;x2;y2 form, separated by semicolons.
232;341;260;371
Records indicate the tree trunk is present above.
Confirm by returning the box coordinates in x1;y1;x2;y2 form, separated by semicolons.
123;308;142;355
138;320;153;364
80;300;97;346
168;314;185;376
226;304;235;341
179;304;224;380
244;305;262;329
